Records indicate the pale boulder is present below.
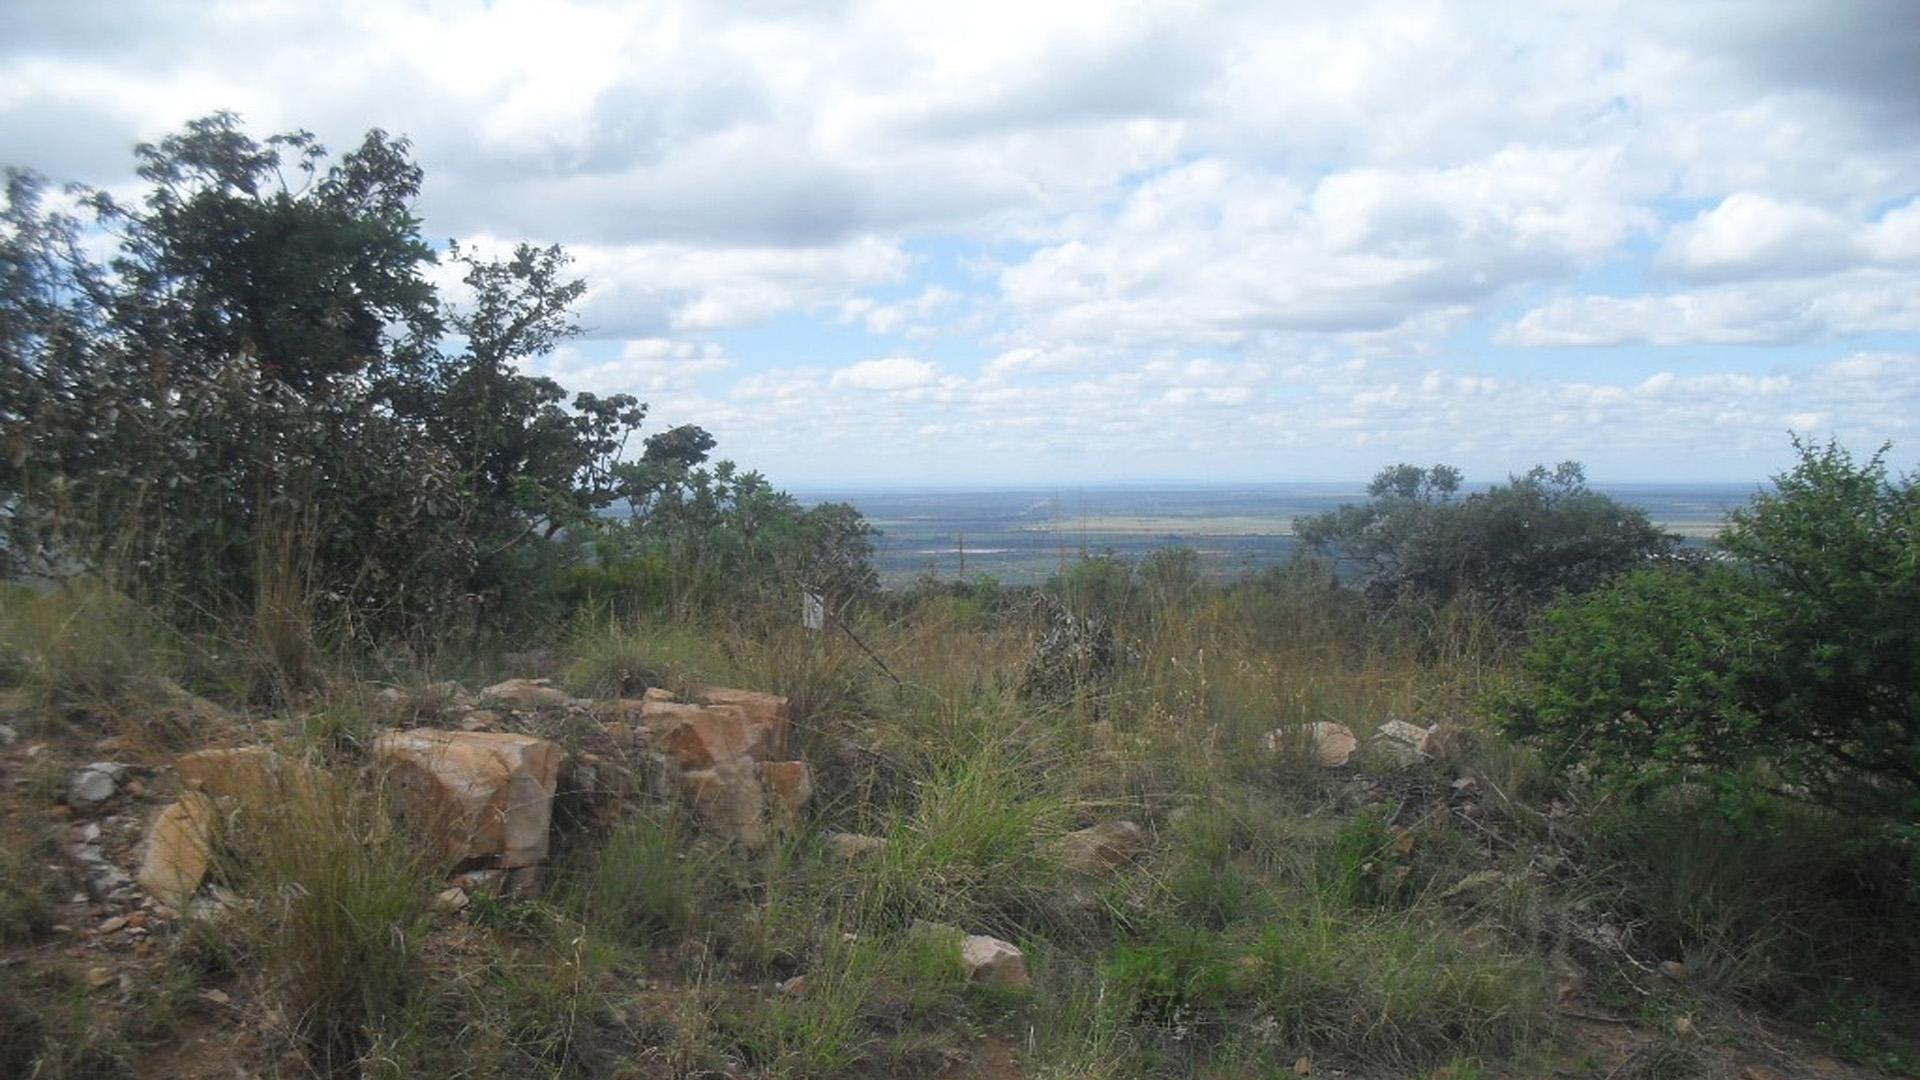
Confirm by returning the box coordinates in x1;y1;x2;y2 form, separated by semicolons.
374;729;563;868
1058;821;1147;874
137;791;219;908
686;685;792;760
1371;720;1431;767
482;678;574;711
1261;722;1358;768
175;746;329;809
962;934;1031;989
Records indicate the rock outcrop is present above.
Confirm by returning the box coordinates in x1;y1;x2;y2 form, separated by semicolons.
374;729;563;868
621;687;811;846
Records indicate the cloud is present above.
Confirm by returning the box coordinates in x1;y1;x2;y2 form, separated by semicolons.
6;1;1920;483
830;356;941;391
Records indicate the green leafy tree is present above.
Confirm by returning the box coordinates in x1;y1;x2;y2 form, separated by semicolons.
1497;439;1920;828
1297;461;1673;615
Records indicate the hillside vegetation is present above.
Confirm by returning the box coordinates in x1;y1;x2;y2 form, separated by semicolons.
3;116;1917;1080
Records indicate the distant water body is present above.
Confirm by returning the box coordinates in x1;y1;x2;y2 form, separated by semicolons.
792;482;1761;586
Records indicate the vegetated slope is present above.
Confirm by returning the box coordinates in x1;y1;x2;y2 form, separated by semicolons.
3;576;1914;1080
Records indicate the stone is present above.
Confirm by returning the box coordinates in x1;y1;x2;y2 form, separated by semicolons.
759;761;814;819
647;701;764;770
374;728;562;868
86;965;114;989
481;678;574;711
67;764;123;807
778;974;808;996
1058;821;1147;874
1260;722;1357;767
961;934;1030;989
137;792;220;908
1659;960;1691;982
433;886;470;913
1371;720;1432;767
0;722;16;745
175;746;329;811
826;832;886;861
685;685;792;761
97;915;128;934
641;687;678;703
456;709;503;732
677;764;769;848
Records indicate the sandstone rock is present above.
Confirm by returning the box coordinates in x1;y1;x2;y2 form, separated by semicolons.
826;832;886;860
1371;719;1431;767
759;761;814;819
374;729;563;868
137;792;219;908
961;934;1030;989
456;709;504;732
481;678;574;711
677;764;768;848
175;746;328;810
685;685;792;760
648;701;764;769
641;687;678;703
67;763;126;807
1058;821;1147;874
433;886;470;913
1260;722;1357;767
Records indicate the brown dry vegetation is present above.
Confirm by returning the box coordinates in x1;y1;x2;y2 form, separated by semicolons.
1;576;1916;1080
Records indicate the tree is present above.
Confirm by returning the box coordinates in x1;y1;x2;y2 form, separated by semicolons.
1296;461;1673;616
1496;439;1920;828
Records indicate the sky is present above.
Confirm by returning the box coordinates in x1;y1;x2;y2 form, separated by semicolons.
3;0;1918;487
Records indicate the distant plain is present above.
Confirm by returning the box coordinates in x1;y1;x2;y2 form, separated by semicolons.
794;482;1757;585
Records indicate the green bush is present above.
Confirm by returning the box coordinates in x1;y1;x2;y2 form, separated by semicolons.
1497;439;1920;831
1297;461;1673;616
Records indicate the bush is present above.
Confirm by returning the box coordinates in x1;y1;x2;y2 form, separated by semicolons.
1297;461;1674;616
1497;439;1920;832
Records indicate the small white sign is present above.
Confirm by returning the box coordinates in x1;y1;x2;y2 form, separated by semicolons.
801;591;825;631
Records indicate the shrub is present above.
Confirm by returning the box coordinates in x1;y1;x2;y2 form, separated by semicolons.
1497;439;1920;832
1297;461;1674;616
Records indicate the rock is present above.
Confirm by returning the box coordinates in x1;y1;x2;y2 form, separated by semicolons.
97;915;128;934
1659;959;1691;982
1371;720;1431;767
759;761;814;819
86;965;114;989
481;678;574;711
452;868;506;892
676;764;769;848
826;832;887;861
1058;821;1147;874
456;709;503;732
175;746;329;811
137;792;219;908
433;886;470;913
67;763;126;807
1260;723;1357;768
961;934;1030;989
0;722;16;745
641;687;678;703
374;729;562;868
648;701;766;770
200;988;231;1006
778;974;808;996
685;685;792;760
1450;776;1479;794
